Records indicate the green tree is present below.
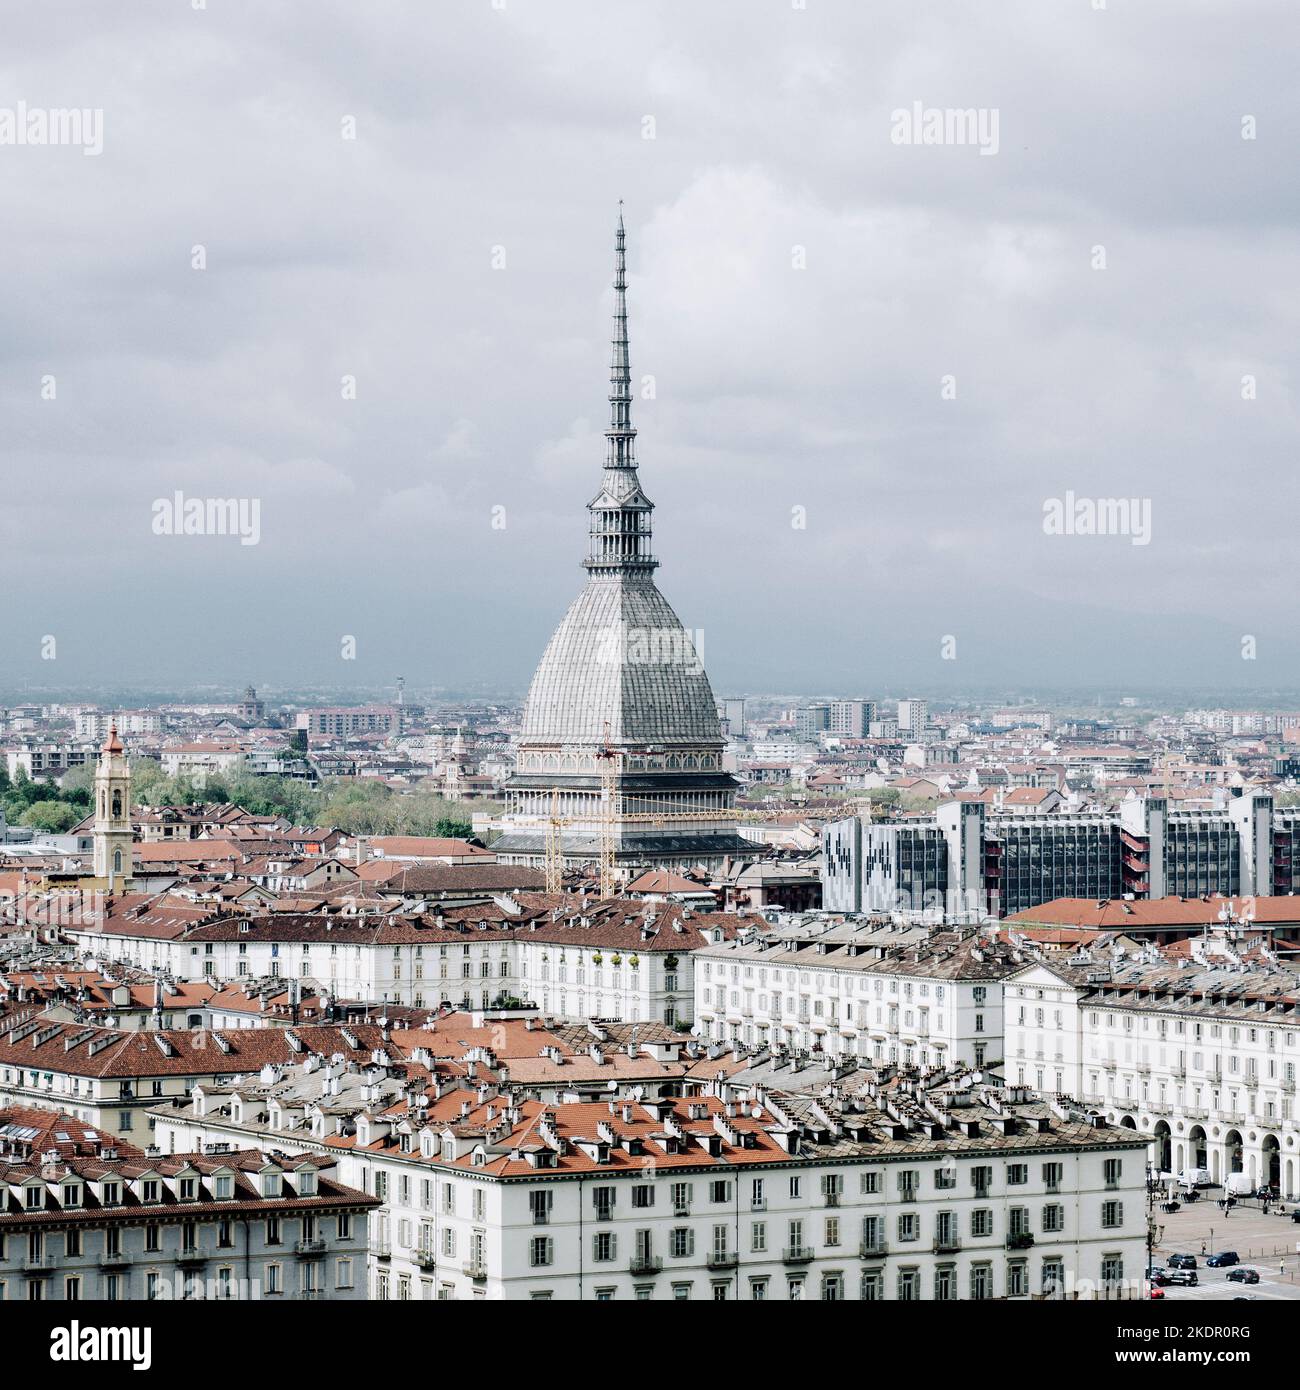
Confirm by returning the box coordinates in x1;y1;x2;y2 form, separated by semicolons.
129;757;167;804
864;787;901;805
18;800;80;833
60;764;93;796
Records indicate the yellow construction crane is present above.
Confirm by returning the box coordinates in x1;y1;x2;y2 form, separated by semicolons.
540;737;645;896
594;732;626;898
539;791;770;896
544;787;566;893
536;723;773;896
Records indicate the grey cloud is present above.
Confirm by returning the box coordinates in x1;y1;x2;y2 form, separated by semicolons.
1;0;1297;697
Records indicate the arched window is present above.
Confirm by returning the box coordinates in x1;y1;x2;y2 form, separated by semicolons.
111;789;123;818
113;850;123;873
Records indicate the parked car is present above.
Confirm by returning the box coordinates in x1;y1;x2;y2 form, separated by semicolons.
1179;1166;1212;1188
1147;1267;1170;1286
1163;1269;1199;1286
1148;1284;1165;1300
1226;1268;1260;1284
1206;1251;1240;1268
1168;1253;1198;1269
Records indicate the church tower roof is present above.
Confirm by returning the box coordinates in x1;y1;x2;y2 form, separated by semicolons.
102;721;123;754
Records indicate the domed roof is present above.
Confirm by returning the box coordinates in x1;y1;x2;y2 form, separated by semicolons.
519;574;722;747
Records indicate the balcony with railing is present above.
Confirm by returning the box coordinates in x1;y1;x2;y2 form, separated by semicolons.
932;1235;962;1255
1006;1232;1036;1250
630;1254;663;1276
369;1240;392;1260
463;1258;488;1281
782;1245;814;1265
415;1246;438;1270
706;1250;738;1270
295;1238;327;1258
859;1240;888;1259
176;1246;208;1266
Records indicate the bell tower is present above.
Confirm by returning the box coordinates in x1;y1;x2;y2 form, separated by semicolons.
92;722;133;890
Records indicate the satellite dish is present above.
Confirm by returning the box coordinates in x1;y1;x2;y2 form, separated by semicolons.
751;1105;762;1119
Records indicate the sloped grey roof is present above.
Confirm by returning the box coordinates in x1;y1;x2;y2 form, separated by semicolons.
519;573;722;747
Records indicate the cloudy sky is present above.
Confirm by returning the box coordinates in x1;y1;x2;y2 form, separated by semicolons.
3;0;1297;701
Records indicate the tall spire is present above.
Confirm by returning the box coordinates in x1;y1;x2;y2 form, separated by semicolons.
586;205;657;573
607;201;634;466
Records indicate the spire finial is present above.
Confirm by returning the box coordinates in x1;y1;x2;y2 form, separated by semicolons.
610;205;630;448
584;209;657;574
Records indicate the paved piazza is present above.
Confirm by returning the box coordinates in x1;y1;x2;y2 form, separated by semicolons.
1150;1192;1300;1301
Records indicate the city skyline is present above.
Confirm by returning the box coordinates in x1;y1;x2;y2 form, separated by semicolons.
5;0;1298;1335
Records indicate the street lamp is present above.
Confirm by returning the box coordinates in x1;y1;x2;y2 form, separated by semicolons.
1145;1183;1165;1278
